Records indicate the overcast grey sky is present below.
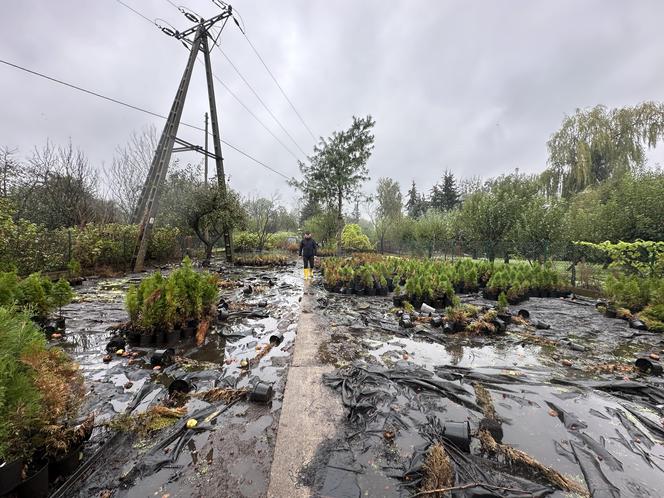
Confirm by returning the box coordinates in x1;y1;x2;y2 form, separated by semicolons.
2;0;664;203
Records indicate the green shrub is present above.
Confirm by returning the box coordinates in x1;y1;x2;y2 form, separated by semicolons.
341;224;373;252
233;231;260;252
604;274;651;311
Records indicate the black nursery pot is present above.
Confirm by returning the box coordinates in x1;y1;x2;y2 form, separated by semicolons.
154;329;167;346
55;317;66;331
0;458;24;495
127;330;141;347
181;326;195;340
269;332;284;347
17;460;49;498
168;378;193;396
166;328;180;346
139;332;154;347
605;307;618;319
50;445;82;480
365;287;376;297
106;336;127;353
248;382;273;403
392;295;405;307
151;348;175;367
441;421;471;453
635;357;663;375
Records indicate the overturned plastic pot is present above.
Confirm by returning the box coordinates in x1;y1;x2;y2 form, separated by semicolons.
399;314;413;329
217;309;230;322
248;382;273;403
269;332;284;347
441;421;471;452
168;378;193;396
420;303;436;316
531;318;551;330
491;317;507;333
517;309;530;319
629;319;648;331
151;348;175;367
106;336;126;353
635;357;663;375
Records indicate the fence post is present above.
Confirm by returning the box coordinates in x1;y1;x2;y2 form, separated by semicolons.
67;229;72;269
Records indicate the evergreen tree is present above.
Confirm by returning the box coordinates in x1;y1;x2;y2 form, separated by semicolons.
429;170;460;211
405;181;419;217
429;183;444;211
405;181;427;218
440;170;460;210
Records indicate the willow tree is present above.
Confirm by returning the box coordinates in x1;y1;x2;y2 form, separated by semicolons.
292;116;375;243
544;102;664;197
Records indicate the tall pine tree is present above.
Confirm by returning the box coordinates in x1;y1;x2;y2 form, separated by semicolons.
440;170;460;211
405;181;426;218
429;170;460;211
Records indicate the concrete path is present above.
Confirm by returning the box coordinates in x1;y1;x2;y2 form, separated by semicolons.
267;280;343;498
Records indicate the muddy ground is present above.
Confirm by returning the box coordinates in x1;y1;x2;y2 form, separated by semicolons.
51;261;302;498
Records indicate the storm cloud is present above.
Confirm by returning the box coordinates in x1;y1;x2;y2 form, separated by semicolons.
2;0;664;201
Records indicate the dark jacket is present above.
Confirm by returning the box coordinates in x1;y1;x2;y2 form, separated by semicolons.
299;238;318;257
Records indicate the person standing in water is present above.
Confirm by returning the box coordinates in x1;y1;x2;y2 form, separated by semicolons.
298;231;318;280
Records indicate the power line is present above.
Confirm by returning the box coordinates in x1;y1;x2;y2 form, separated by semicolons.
157;0;311;158
113;0;154;24
0;58;291;180
114;0;304;163
240;28;317;142
208;29;310;158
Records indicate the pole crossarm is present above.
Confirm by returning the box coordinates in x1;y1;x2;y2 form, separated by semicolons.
172;137;222;160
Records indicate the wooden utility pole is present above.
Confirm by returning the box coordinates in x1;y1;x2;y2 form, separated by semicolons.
131;7;234;272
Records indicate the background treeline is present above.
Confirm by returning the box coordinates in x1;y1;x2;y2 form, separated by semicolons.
2;103;664;275
0;128;298;274
297;104;664;262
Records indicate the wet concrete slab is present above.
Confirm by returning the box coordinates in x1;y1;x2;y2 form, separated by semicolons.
267;283;344;498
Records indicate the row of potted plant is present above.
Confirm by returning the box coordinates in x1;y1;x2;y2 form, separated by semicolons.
322;256;570;307
0;307;89;496
124;257;219;345
482;263;568;304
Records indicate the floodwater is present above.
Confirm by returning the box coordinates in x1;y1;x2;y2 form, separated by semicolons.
52;261;302;498
310;288;664;497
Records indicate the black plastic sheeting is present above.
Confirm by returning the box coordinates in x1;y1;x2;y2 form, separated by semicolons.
311;361;664;498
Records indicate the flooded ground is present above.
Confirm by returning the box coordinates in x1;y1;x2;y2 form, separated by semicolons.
308;285;664;497
51;260;302;498
46;263;664;497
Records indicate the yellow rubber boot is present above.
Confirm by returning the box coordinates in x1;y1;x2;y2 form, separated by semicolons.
303;268;309;280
